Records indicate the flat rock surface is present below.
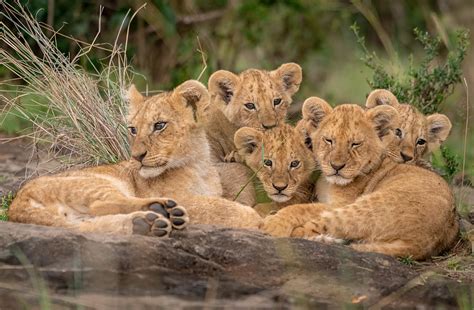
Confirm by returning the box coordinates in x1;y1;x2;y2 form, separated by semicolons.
0;221;470;309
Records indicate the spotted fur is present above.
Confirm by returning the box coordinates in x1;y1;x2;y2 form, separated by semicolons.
208;63;302;129
204;63;303;206
365;89;452;166
262;99;458;260
9;81;262;235
234;124;316;215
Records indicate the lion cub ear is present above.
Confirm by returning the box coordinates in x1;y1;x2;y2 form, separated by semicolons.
208;70;240;105
426;113;452;151
366;105;400;139
365;89;400;108
127;84;145;117
234;127;263;156
271;62;302;97
301;97;332;133
174;80;210;121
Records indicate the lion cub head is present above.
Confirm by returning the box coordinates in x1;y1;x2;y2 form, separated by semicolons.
366;89;452;164
234;124;315;203
208;63;302;129
301;97;399;186
127;80;209;178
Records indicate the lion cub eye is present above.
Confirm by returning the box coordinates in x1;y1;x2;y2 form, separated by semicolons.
244;103;256;110
154;122;167;132
290;160;300;168
395;128;403;138
351;142;362;149
128;126;137;136
323;137;333;145
264;159;273;167
416;138;426;146
273;98;282;106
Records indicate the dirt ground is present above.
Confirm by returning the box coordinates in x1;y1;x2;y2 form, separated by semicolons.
0;134;61;195
0;135;473;283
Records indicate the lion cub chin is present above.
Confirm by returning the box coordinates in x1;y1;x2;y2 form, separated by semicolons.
9;80;262;237
262;97;458;260
234;124;316;217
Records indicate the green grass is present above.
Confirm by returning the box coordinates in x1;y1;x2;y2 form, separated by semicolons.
398;255;418;266
0;1;132;167
0;191;14;221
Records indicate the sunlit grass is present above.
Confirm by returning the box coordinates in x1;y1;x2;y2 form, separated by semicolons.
0;1;134;169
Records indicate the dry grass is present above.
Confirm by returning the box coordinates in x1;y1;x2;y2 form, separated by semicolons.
0;1;138;169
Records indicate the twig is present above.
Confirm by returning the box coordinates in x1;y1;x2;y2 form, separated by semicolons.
459;78;469;199
196;36;208;82
233;143;265;201
177;9;226;25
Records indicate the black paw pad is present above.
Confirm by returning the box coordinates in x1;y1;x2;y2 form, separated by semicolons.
132;217;150;235
145;212;158;222
154;219;169;228
151;229;168;237
172;218;186;226
149;203;168;218
165;200;177;208
151;219;170;237
170;208;185;217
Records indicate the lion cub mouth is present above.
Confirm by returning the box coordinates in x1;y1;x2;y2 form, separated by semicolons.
141;161;168;169
141;160;168;169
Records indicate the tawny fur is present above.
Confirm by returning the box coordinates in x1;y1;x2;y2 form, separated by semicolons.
262;99;458;260
234;124;316;217
9;81;262;236
204;63;303;206
365;89;452;168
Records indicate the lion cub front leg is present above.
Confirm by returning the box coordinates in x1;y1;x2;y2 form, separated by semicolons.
261;203;327;237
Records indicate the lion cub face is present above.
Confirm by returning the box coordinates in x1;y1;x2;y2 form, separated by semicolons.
127;80;209;178
366;89;452;164
208;63;302;129
234;125;315;203
301;97;399;186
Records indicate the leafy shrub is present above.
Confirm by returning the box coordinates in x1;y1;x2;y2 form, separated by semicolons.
352;23;469;115
352;24;469;181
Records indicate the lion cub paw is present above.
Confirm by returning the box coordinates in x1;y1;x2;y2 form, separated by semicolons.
147;199;189;230
261;215;294;237
132;212;172;237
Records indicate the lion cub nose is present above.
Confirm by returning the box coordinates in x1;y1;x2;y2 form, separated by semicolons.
272;183;288;192
133;151;147;163
330;162;346;172
400;152;413;162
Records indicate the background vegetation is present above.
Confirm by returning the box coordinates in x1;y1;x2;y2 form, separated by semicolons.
0;0;472;176
0;0;472;290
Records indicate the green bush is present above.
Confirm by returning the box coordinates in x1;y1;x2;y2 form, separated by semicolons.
352;23;469;114
352;24;469;181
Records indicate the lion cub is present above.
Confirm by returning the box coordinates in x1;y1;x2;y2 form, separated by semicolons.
234;124;316;216
365;89;452;167
262;97;458;260
9;80;262;237
203;63;303;205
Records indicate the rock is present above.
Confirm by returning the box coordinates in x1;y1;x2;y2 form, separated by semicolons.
0;221;468;308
